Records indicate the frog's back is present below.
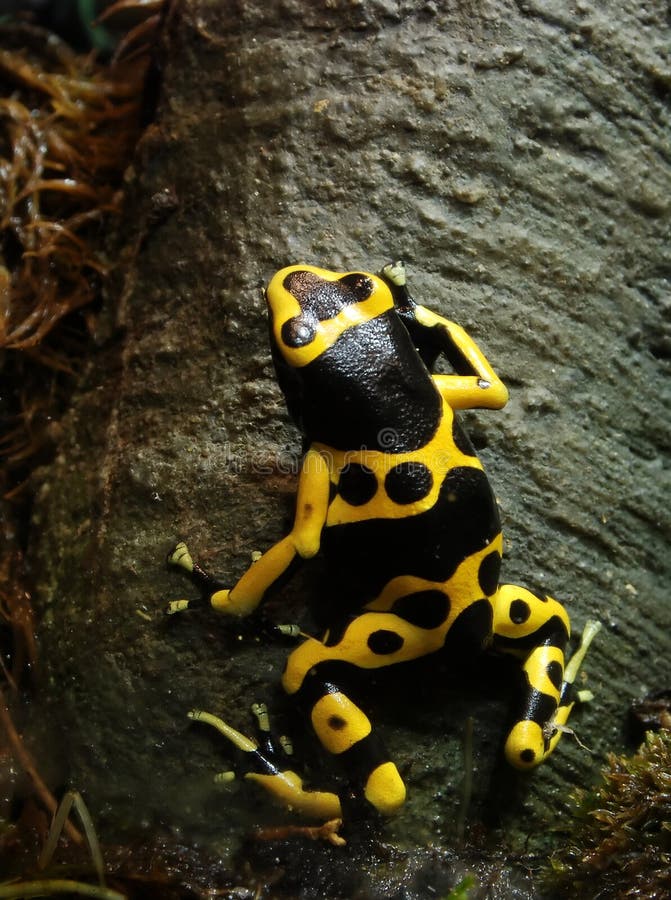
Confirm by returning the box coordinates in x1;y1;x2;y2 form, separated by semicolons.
266;263;501;612
321;432;500;608
308;312;500;612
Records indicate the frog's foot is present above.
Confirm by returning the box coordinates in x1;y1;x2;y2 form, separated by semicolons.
188;707;343;822
492;585;600;770
165;543;196;614
538;618;601;743
563;619;601;703
165;542;231;614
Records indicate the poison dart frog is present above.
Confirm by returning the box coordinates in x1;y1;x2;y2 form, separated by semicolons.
167;262;599;834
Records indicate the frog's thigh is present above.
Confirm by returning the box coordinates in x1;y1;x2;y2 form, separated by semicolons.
283;611;443;694
491;584;571;769
282;612;440;815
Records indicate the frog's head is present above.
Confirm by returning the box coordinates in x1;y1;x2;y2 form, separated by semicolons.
265;265;394;370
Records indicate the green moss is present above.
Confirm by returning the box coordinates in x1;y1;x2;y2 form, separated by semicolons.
444;875;476;899
547;731;671;899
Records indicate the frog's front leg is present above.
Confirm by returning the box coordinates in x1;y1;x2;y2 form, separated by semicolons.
419;308;509;412
491;584;599;768
167;446;330;616
381;261;508;411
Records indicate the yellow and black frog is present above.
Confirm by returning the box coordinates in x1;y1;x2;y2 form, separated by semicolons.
167;262;598;834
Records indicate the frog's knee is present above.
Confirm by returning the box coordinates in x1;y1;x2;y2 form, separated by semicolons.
364;761;406;815
505;720;545;770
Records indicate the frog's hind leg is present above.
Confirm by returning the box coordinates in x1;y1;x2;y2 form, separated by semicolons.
281;611;449;815
188;706;343;823
491;584;599;769
292;667;407;816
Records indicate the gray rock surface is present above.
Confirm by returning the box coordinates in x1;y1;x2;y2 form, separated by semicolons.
27;0;670;895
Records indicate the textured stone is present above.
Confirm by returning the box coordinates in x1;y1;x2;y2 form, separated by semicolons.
28;0;670;894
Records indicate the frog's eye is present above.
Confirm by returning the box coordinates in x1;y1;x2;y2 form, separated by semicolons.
282;316;316;348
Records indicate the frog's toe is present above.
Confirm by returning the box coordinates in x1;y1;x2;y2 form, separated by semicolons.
188;708;257;752
165;598;194;615
167;541;194;572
